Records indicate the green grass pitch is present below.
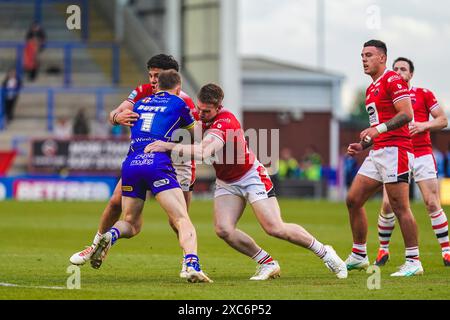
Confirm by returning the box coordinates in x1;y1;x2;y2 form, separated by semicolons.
0;199;449;300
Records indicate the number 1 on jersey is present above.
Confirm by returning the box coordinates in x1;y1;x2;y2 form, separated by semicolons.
140;113;155;132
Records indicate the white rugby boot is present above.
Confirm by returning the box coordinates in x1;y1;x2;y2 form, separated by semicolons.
90;232;112;269
179;259;189;279
322;245;348;279
249;261;281;280
69;245;95;266
184;257;213;283
390;260;424;277
186;267;213;283
345;254;370;271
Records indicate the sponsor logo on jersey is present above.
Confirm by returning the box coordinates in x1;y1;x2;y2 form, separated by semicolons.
128;90;137;100
136;105;167;112
366;102;379;126
141;97;152;103
153;179;170;188
374;89;379;96
387;75;401;83
122;185;133;192
214;118;232;125
393;89;408;95
397;84;403;89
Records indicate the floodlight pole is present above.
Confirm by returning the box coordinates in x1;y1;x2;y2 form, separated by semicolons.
317;0;325;68
220;0;242;123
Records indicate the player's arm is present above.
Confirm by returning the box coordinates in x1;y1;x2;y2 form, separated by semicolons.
359;98;413;144
144;132;224;162
109;100;140;127
347;139;372;156
410;105;448;135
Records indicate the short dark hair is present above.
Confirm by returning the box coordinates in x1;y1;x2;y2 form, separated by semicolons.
393;57;414;73
157;70;181;91
197;83;224;106
147;54;179;71
363;39;387;55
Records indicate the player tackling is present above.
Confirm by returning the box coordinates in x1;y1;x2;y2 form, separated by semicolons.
145;83;348;280
90;70;211;283
69;55;198;278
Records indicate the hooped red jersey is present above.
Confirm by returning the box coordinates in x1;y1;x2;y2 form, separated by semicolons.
365;69;412;151
202;109;255;182
410;87;440;157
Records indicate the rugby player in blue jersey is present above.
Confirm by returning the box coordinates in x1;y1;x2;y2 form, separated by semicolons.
90;70;212;283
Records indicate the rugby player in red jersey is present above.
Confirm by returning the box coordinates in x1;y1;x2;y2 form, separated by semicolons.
146;83;348;280
374;57;449;267
345;40;423;276
69;55;199;277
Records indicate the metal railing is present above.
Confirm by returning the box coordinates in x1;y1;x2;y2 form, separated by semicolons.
0;0;89;40
0;86;129;131
0;41;120;86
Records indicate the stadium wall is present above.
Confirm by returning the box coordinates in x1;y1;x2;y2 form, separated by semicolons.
243;111;332;165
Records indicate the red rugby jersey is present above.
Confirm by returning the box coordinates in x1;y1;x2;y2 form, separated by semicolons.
203;109;255;182
365;69;412;151
409;86;440;156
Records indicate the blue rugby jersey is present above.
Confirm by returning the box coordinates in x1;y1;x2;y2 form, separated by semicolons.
129;91;195;154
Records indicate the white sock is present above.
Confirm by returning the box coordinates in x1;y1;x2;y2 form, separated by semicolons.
308;238;327;259
251;248;274;264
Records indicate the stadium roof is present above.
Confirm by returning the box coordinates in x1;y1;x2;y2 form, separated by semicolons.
241;55;344;114
242;55;345;82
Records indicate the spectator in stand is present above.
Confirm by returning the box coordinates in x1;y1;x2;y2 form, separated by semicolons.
302;145;322;181
25;21;46;51
1;68;22;124
276;147;301;180
72;108;90;136
93;112;111;138
54;116;72;139
23;36;40;81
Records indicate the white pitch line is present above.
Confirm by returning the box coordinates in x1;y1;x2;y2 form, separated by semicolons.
0;282;67;290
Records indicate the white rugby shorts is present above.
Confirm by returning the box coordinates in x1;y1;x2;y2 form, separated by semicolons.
358;147;414;184
413;153;437;182
214;161;275;203
174;162;195;192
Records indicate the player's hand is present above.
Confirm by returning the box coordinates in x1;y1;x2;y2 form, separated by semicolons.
359;127;379;143
115;109;139;127
144;141;173;153
409;121;428;136
347;143;363;156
